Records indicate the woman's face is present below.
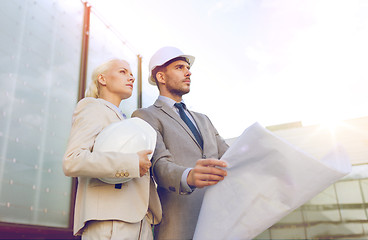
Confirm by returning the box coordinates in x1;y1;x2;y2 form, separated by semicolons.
102;60;135;100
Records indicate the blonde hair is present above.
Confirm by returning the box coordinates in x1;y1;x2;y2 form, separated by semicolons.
85;59;122;98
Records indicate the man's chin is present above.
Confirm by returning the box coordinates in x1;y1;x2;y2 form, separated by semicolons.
183;88;190;95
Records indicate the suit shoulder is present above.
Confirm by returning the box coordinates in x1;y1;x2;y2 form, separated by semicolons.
133;105;156;117
190;110;208;119
76;97;108;112
132;106;160;128
75;97;99;109
72;98;108;124
135;104;157;111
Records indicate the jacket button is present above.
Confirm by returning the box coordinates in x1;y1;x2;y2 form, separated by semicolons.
124;172;129;177
115;172;120;177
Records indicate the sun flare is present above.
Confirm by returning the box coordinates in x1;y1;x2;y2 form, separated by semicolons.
318;117;345;133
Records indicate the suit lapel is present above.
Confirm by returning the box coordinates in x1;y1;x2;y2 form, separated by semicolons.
154;99;202;149
97;99;124;120
189;111;205;149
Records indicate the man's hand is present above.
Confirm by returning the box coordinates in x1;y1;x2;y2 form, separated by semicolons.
187;158;227;188
137;150;152;177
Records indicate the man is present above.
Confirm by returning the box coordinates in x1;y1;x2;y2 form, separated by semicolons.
132;46;228;239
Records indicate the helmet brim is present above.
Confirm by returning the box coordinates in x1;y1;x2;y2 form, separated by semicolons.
148;54;195;85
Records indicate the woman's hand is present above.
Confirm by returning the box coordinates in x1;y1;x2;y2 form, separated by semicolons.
137;150;153;177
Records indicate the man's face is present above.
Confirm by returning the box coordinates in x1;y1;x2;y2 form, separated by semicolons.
161;60;192;97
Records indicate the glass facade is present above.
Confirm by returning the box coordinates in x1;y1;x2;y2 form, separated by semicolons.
0;0;83;228
88;9;139;117
255;175;368;239
0;0;140;233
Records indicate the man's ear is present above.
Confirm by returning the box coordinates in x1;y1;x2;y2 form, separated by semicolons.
98;74;107;86
156;72;166;85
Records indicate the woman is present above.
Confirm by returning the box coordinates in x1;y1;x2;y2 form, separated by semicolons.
63;59;161;240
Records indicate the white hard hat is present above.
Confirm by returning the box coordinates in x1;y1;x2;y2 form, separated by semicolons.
93;117;157;184
148;46;195;85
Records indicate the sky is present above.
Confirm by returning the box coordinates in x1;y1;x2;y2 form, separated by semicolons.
86;0;368;138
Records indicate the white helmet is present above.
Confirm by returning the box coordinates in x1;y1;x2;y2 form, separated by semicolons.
148;46;195;85
94;118;157;184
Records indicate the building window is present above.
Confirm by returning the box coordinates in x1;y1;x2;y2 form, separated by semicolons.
0;0;83;229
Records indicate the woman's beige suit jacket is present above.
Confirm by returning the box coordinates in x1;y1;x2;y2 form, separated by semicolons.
63;97;161;235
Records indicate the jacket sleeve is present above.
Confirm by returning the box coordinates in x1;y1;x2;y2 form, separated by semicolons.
63;98;140;179
205;115;229;158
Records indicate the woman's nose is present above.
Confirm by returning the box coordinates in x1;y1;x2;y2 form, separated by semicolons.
129;75;135;82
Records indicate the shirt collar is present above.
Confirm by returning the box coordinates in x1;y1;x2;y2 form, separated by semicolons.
158;95;186;109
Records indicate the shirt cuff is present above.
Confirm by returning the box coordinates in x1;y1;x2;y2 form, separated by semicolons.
180;168;194;193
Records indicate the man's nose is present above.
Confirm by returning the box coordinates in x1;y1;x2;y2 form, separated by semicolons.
185;69;191;77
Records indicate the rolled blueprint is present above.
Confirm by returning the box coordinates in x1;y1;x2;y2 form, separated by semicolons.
193;122;351;240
